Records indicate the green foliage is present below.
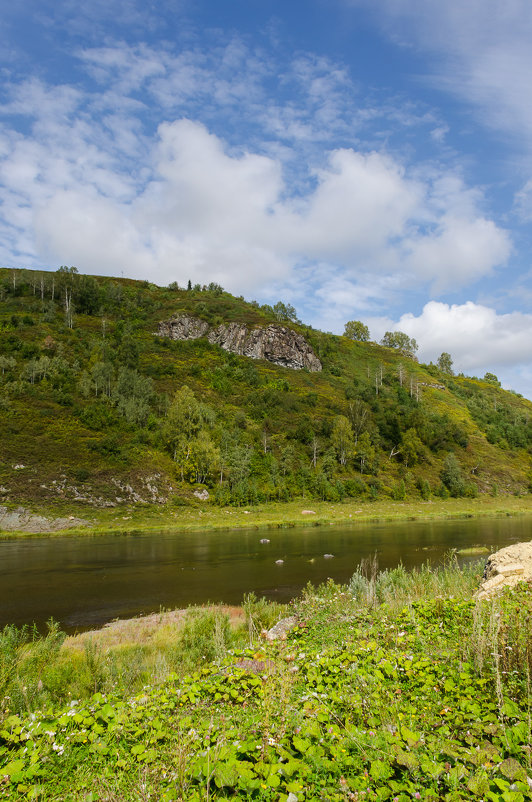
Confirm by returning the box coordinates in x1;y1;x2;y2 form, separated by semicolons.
0;266;530;507
441;452;466;497
381;330;418;358
2;564;532;800
344;319;370;341
437;351;454;374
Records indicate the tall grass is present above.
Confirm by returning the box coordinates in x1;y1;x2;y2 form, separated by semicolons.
347;552;483;609
0;606;251;721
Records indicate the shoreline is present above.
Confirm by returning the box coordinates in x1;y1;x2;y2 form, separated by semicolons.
1;495;532;539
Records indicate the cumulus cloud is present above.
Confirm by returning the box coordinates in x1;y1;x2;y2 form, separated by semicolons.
2;113;507;296
385;300;532;375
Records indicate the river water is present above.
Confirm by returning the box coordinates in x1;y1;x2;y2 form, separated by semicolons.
0;516;530;632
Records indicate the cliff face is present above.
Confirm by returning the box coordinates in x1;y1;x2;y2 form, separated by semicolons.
157;315;322;372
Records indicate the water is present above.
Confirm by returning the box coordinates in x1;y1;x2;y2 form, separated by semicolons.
0;516;530;632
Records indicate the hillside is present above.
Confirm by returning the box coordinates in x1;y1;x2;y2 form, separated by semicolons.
1;266;531;515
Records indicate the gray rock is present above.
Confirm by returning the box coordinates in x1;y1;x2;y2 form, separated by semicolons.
156;315;322;372
260;538;270;543
265;616;298;641
157;315;209;340
476;540;532;599
193;489;210;501
275;559;284;565
0;505;90;533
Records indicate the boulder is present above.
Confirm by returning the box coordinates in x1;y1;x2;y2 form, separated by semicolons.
476;541;532;599
265;616;298;641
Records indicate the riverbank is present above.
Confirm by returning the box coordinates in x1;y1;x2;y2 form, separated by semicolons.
2;560;531;800
1;495;532;538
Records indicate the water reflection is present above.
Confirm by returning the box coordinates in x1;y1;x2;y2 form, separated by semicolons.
0;516;530;632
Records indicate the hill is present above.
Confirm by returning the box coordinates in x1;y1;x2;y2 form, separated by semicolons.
0;266;531;515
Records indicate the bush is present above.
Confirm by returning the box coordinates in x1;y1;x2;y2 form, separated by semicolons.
392;479;406;500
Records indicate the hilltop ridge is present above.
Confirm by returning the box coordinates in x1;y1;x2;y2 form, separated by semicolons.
0;266;531;514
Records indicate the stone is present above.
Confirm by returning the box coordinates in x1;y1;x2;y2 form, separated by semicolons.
493;563;524;576
275;559;284;565
156;315;322;372
301;509;316;515
193;489;210;501
157;315;209;340
323;553;334;559
259;538;270;543
265;616;298;641
476;541;532;599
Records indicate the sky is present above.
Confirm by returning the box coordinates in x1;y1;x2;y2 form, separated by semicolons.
2;1;532;396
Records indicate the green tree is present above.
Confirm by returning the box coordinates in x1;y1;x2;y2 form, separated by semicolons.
189;431;220;484
162;385;212;480
113;367;153;426
381;331;418;358
271;301;300;324
343;320;370;342
401;428;425;467
440;452;465;497
483;372;500;386
331;415;355;466
355;431;376;474
437;352;453;374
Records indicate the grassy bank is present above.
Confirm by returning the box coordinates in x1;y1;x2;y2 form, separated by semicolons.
1;560;532;800
2;495;532;539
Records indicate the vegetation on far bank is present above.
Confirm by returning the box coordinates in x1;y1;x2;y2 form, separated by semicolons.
2;495;532;540
1;267;532;519
1;559;532;800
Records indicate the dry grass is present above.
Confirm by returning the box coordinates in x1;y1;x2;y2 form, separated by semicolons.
63;605;246;652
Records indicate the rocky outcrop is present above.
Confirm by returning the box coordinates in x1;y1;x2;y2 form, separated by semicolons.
0;506;90;533
157;315;209;340
476;541;532;600
157;315;322;372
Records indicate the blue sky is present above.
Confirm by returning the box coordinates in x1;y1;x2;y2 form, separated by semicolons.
2;1;532;396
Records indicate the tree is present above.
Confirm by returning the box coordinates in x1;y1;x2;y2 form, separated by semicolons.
401;428;425;467
343;320;370;342
355;431;376;474
331;415;355;466
189;431;220;484
483;372;500;386
437;352;454;375
347;399;370;444
271;301;300;324
440;452;465;497
380;331;418;359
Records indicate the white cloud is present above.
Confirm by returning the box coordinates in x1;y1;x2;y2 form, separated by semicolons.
0;93;510;296
385;300;532;376
347;0;532;152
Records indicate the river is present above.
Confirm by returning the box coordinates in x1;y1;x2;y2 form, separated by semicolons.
0;515;530;632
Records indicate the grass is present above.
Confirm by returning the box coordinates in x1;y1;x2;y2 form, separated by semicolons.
1;560;532;800
2;494;532;539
